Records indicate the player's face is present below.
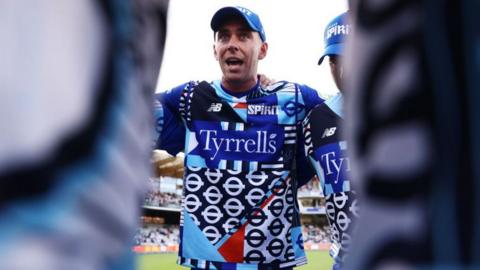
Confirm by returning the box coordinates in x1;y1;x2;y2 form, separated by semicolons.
329;55;344;92
213;18;268;91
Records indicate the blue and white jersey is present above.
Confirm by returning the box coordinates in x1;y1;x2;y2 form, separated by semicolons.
302;93;359;267
156;80;322;270
303;93;350;196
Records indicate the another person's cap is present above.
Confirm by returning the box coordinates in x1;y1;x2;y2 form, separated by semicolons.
211;6;266;42
318;11;350;65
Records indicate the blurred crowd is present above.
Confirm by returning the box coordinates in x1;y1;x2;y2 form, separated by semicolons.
134;223;331;247
134;224;180;247
302;224;331;245
298;176;322;197
143;191;181;208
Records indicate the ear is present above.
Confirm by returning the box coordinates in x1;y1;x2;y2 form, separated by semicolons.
213;44;219;61
258;42;268;60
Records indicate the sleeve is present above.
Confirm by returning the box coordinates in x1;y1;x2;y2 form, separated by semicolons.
300;108;325;194
295;132;315;187
294;85;323;187
153;83;188;155
299;84;324;112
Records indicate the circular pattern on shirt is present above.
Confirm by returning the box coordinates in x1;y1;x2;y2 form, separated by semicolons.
325;200;336;221
226;169;242;175
205;169;223;184
203;225;221;244
201;205;223;224
247;207;268;227
224;198;244;217
268;218;285;237
349;197;360;217
246;188;265;206
246;170;269;186
185;173;204;192
295;230;304;250
284;246;295;261
203;186;222;205
333;192;348;209
184;194;201;213
267;239;285;257
222;177;245;196
283;205;294;223
331;224;340;242
268;198;284;217
222;217;240;234
336;210;352;232
285;186;294;204
246;228;267;248
187;166;202;172
245;250;266;264
283;100;305;117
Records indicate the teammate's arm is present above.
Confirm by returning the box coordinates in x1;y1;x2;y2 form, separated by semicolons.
295;84;324;187
154;83;188;155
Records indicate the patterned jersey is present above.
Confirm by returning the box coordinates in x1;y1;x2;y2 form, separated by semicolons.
156;80;322;269
302;94;359;267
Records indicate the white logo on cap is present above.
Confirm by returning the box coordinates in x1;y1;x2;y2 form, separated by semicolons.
326;23;351;39
237;7;252;16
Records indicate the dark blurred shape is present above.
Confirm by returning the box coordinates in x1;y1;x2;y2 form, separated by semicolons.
345;0;480;268
0;0;168;269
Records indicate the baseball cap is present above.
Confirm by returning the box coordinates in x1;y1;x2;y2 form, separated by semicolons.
210;6;266;42
318;11;350;65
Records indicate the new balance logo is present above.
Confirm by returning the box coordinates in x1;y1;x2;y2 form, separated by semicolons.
207;103;222;112
322;127;337;138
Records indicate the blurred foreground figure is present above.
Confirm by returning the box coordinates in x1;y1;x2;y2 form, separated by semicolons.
0;1;168;269
345;0;480;269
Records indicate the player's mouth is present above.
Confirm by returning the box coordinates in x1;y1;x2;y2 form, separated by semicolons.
225;57;243;67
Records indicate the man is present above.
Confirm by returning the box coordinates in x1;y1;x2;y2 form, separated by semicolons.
302;11;358;270
155;6;323;270
0;1;169;269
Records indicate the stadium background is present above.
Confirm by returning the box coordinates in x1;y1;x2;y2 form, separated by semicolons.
133;175;333;269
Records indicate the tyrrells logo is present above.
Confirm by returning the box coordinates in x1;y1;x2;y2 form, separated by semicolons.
199;129;278;160
247;104;279;115
321;151;351;184
314;142;350;194
190;121;284;164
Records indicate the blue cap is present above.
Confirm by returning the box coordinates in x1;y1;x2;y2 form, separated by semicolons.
211;6;266;42
318;11;350;65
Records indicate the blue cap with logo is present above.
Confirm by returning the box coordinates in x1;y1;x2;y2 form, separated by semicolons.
318;11;350;65
211;6;266;42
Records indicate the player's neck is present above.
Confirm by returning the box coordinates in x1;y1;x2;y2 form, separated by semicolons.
221;77;257;93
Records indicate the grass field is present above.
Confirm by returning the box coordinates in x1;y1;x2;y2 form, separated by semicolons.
137;250;332;270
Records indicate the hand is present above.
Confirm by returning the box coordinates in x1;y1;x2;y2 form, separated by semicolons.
152;150;185;178
258;73;276;88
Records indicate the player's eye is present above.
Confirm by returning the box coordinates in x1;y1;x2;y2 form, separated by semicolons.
217;32;230;42
238;32;250;41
